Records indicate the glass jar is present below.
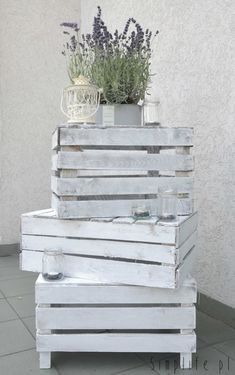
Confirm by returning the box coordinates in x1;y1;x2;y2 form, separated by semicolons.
42;250;64;281
132;203;151;219
143;101;160;126
158;187;177;221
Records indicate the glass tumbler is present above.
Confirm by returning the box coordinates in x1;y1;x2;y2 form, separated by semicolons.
143;101;160;125
132;203;151;219
158;187;177;221
42;250;64;280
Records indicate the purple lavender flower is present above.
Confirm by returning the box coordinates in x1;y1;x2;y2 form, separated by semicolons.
60;22;78;29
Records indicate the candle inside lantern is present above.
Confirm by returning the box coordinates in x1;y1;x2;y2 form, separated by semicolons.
132;204;151;219
42;250;64;281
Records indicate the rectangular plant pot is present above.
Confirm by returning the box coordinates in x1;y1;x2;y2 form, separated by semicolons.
95;104;142;126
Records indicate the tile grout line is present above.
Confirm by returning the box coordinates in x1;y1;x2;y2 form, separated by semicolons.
0;290;36;299
0;347;36;359
211;343;235;362
2;290;36;341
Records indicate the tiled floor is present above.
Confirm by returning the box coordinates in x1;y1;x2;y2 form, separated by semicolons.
0;254;235;375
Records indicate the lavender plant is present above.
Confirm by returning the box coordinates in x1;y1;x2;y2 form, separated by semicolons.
61;7;158;104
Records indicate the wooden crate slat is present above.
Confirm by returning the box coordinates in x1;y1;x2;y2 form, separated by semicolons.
21;235;176;264
55;151;193;171
177;246;197;286
52;194;193;218
52;128;59;150
36;306;195;330
55;127;193;148
22;250;177;288
76;169;148;176
37;332;196;353
35;274;197;304
176;212;198;247
51;176;193;196
21;213;177;244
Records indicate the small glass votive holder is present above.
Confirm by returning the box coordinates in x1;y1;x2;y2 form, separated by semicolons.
42;250;64;281
158;187;177;221
143;101;160;126
132;203;151;220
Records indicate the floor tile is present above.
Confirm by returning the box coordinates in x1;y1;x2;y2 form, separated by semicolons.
0;254;19;268
0;349;59;375
0;290;4;299
0;266;35;281
136;352;174;369
0;300;18;322
0;276;37;297
197;311;235;345
0;319;35;356
7;293;35;318
22;316;36;338
152;346;235;374
214;339;235;361
53;352;143;375
197;338;209;350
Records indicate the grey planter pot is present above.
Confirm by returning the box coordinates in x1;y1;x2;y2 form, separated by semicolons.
95;104;142;126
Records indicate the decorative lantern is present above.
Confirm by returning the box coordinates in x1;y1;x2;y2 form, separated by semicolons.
61;75;101;124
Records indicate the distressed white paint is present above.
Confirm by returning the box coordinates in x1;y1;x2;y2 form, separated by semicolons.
36;274;196;369
36;306;195;330
21;209;197;287
51;194;193;218
21;210;197;245
35;274;197;304
51;175;193;196
55;151;193;171
37;332;196;354
52;126;193;218
21;230;197;265
53;126;193;147
22;246;195;287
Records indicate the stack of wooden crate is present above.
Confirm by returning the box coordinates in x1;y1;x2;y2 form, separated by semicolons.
20;125;198;369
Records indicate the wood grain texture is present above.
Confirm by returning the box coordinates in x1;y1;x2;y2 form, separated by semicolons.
22;250;177;288
36;306;195;330
22;235;176;264
51;175;193;196
37;332;196;353
21;211;178;244
55;127;193;147
51;193;193;218
35;274;197;304
55;151;193;171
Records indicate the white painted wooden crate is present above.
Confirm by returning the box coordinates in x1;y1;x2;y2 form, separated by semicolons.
51;126;194;218
36;275;197;369
21;209;197;288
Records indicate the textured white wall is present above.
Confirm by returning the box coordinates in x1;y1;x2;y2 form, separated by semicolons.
81;0;235;308
0;0;81;244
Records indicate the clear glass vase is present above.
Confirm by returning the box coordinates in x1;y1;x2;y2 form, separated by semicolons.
143;101;160;126
158;187;177;221
42;250;64;281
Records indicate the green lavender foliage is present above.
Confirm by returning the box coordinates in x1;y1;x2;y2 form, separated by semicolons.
61;8;158;104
